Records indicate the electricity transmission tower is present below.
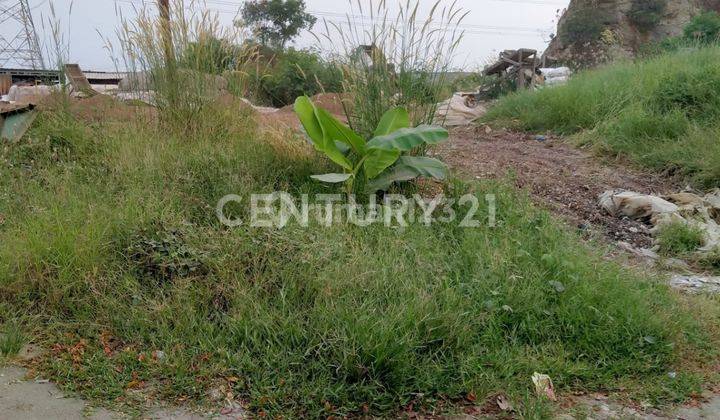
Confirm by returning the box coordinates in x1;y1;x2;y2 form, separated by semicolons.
0;0;46;69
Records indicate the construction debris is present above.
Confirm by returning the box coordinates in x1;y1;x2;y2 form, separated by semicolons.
0;103;37;142
600;189;720;253
484;49;542;90
669;275;720;294
64;64;98;97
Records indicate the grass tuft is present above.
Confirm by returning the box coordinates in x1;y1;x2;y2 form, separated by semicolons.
656;222;705;257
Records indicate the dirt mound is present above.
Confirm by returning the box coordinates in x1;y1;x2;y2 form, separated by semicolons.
280;93;347;116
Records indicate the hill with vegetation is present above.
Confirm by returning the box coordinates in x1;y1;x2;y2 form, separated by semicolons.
545;0;720;66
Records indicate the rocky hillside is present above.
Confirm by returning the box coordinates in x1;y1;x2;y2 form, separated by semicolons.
544;0;720;67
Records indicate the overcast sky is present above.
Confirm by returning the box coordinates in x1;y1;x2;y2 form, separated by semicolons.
9;0;570;71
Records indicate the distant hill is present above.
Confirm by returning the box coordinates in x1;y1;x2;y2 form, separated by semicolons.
544;0;720;67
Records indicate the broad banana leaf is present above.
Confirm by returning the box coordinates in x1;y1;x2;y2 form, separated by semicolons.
366;125;449;152
374;107;410;137
366;156;449;192
311;173;353;183
294;96;353;170
316;108;366;155
364;148;401;179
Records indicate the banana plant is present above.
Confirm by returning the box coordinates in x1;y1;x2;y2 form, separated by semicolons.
294;96;450;194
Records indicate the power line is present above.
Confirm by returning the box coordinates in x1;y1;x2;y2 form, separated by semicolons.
114;0;552;37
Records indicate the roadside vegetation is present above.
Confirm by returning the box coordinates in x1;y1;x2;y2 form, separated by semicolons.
484;44;720;188
1;100;718;416
2;0;720;417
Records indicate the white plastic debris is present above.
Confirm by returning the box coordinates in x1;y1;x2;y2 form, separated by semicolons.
532;372;557;401
598;190;679;220
7;84;58;103
434;93;487;127
539;67;572;87
539;67;572;78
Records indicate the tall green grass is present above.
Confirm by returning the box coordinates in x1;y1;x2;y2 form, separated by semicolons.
484;46;720;187
0;99;718;416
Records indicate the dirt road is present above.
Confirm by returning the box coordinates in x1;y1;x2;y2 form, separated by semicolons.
435;126;681;249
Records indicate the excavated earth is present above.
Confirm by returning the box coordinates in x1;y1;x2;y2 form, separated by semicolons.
434;126;682;249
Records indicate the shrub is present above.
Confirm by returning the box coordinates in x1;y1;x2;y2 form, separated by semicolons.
656;221;705;256
628;0;667;32
259;48;342;107
684;11;720;43
560;8;613;45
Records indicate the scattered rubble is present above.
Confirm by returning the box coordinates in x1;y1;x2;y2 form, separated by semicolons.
669;275;720;294
599;189;720;253
436;128;671;249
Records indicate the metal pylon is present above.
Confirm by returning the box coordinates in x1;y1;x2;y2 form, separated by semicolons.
0;0;46;69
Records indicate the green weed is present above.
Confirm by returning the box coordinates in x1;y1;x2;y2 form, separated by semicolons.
0;322;25;357
656;221;705;257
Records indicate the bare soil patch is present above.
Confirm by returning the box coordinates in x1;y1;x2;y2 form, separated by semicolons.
435;126;682;248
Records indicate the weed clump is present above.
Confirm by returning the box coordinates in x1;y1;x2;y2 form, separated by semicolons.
126;225;207;286
656;221;705;256
0;322;25;357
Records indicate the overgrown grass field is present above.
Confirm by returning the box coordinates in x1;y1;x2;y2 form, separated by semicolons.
1;97;719;416
484;46;720;188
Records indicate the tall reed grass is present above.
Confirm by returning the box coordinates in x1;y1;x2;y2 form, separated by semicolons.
109;0;254;132
317;0;467;137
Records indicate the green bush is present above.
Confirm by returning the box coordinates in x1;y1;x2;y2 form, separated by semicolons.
684;11;720;43
628;0;667;32
560;8;613;44
259;48;342;107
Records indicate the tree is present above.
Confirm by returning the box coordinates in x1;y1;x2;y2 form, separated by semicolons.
240;0;317;49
